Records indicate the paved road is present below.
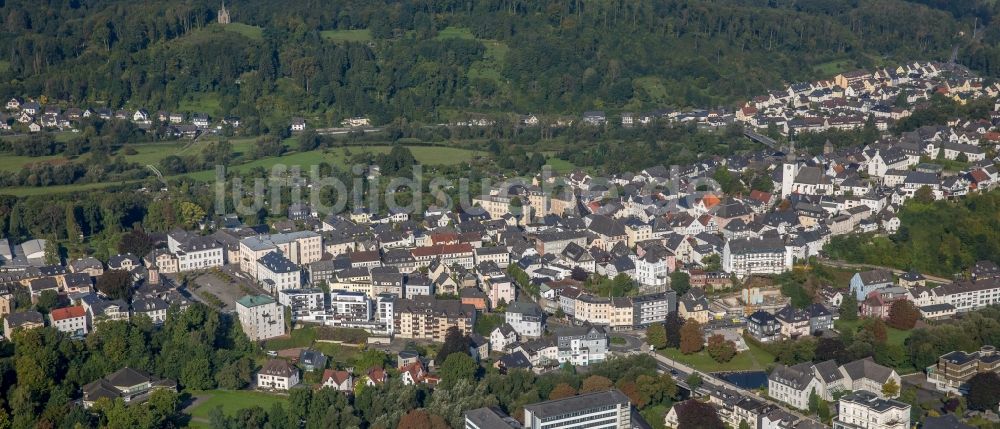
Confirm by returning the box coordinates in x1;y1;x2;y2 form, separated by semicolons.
815;258;954;284
648;351;829;427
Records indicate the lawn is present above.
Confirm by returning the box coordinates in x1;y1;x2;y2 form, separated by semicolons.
320;29;372;42
658;341;776;372
436;26;508;84
834;319;912;347
813;59;855;76
0;143;481;195
263;325;317;351
634;76;670;103
222;23;263;41
177;93;222;117
185;389;288;427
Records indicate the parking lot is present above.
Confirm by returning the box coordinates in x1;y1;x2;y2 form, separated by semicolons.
179;265;268;313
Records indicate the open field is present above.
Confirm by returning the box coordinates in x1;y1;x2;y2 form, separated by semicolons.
177;94;222;117
320;29;372;42
834;319;911;347
658;341;776;372
185;389;288;428
0;142;482;195
222;23;263;41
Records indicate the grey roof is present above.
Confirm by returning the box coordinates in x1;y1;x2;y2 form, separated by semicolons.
727;237;786;254
507;301;543;317
524;389;629;418
5;310;44;326
464;407;522;429
838;390;908;412
258;251;299;274
841;358;894;384
768;363;815;390
812;360;843;383
856;269;893;286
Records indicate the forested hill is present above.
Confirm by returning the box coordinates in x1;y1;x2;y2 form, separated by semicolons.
2;0;999;127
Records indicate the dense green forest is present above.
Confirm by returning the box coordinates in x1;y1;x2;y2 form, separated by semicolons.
824;189;1000;276
2;0;999;127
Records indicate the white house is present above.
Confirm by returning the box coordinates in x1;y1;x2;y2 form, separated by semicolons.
257;359;299;391
505;301;544;338
834;390;910;429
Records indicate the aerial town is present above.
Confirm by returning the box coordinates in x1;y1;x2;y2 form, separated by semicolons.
3;51;1000;429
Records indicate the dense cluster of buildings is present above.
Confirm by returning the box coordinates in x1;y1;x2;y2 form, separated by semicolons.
736;62;997;136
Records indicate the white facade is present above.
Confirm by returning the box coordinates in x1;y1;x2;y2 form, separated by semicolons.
723;238;793;278
834;391;909;429
236;295;286;341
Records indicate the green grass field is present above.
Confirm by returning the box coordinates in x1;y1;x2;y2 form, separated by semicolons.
834;319;911;347
320;29;372;42
222;23;263;41
658;341;776;372
263;326;317;350
813;59;855;76
634;76;670;103
435;26;508;84
185;389;288;428
0;142;481;196
177;94;222;117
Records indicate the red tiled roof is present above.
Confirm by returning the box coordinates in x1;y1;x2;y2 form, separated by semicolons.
50;306;85;321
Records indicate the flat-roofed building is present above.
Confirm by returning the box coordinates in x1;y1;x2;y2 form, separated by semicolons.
522;389;632;429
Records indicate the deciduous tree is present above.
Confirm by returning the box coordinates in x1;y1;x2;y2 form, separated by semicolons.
887;300;920;330
680;319;704;354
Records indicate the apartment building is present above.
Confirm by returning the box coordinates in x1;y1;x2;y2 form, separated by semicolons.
166;230;224;272
236;295;285;341
239;231;322;277
522;389;632;429
256;251;301;293
722;237;793;278
506;301;544;338
393;296;476;342
926;345;1000;393
930;277;1000;313
833;391;910;429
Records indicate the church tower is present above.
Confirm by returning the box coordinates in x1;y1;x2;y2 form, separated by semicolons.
218;2;231;25
780;137;798;199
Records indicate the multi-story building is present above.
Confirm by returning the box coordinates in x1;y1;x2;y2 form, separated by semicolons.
376;294;395;335
533;230;588;256
926;345;1000;393
236;295;285;341
930;277;1000;313
833;390;910;429
131;296;169;325
49;305;88;337
574;295;612;326
411;243;475;269
394;296;476;342
256;251;301;293
257;359;300;391
3;310;44;339
722;237;793;278
166;230;224;272
631;291;676;328
849;269;894;301
278;288;325;321
239;231;322;277
522;389;632;429
747;310;781;342
555;324;609;366
464;407;523;429
486;276;516;307
769;363;822;410
506;301;544;338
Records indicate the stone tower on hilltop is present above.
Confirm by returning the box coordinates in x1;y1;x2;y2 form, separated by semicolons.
218;2;231;25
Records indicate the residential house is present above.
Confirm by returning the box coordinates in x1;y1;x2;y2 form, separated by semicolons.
257;359;300;391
